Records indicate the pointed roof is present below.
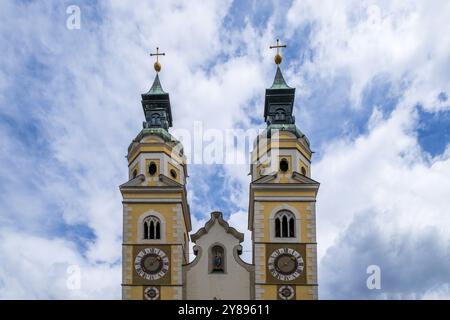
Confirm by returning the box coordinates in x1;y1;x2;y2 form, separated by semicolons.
264;66;296;122
140;72;173;129
270;66;291;89
145;73;166;95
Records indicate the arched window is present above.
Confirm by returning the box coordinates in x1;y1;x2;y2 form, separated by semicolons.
144;221;149;239
148;162;157;175
209;244;225;273
289;216;295;237
275;218;281;237
282;215;288;236
143;215;161;240
280;158;289;172
275;108;286;121
274;210;296;238
150;113;161;126
301;166;307;176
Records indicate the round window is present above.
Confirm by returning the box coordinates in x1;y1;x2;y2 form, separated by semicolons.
280;158;289;172
170;169;177;179
148;162;157;175
301;167;307;175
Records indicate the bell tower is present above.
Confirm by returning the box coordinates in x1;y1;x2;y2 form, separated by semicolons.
120;48;191;300
248;40;320;300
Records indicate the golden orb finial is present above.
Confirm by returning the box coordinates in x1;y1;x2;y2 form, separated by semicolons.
154;61;161;72
274;53;282;65
150;47;165;73
270;39;286;65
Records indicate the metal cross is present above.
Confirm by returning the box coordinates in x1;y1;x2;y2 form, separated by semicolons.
150;47;165;63
269;39;287;55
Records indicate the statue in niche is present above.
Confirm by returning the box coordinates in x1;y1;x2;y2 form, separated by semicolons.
211;245;224;272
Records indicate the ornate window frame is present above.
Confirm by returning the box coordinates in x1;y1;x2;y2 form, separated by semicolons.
269;204;301;242
137;210;166;244
143;215;161;240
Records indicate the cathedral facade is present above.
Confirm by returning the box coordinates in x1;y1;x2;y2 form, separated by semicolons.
120;46;319;300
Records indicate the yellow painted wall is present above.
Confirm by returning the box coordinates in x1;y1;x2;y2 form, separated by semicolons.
299;159;309;177
123;199;190;255
123;285;182;300
124;203;180;243
296;285;317;300
123;134;190;300
124;286;143;300
252;140;312;163
129;163;140;180
168;161;181;183
254;190;317;197
160;286;182;300
278;155;292;183
144;159;160;186
128;145;184;165
255;201;313;243
122;192;181;200
261;285;277;300
258;285;316;300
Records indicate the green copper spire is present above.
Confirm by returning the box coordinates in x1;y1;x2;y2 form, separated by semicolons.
264;66;296;126
141;72;172;131
145;73;166;95
262;39;309;144
132;47;176;145
270;66;291;89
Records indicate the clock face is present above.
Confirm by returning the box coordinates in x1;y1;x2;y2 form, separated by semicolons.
268;247;304;281
278;285;295;300
134;247;169;280
143;286;160;300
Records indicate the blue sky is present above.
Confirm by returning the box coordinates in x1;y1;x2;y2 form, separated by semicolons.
1;0;450;299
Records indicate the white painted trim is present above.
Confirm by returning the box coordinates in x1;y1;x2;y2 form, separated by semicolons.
123;198;182;203
254;196;316;202
251;143;311;179
129;152;186;185
128;156;140;177
251;184;319;190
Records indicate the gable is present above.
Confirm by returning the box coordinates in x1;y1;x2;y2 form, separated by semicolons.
191;212;244;243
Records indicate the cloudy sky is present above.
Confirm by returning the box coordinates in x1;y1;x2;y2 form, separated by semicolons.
1;0;449;299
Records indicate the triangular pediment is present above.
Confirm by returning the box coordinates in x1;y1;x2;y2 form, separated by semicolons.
159;174;183;187
291;171;320;185
252;172;320;185
119;174;146;188
120;174;182;189
252;174;277;184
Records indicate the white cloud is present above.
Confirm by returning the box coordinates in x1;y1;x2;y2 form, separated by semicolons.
0;0;247;298
0;230;120;299
315;105;450;298
287;0;450;109
282;0;450;299
1;0;450;300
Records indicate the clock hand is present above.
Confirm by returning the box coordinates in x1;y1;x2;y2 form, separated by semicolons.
148;257;159;266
